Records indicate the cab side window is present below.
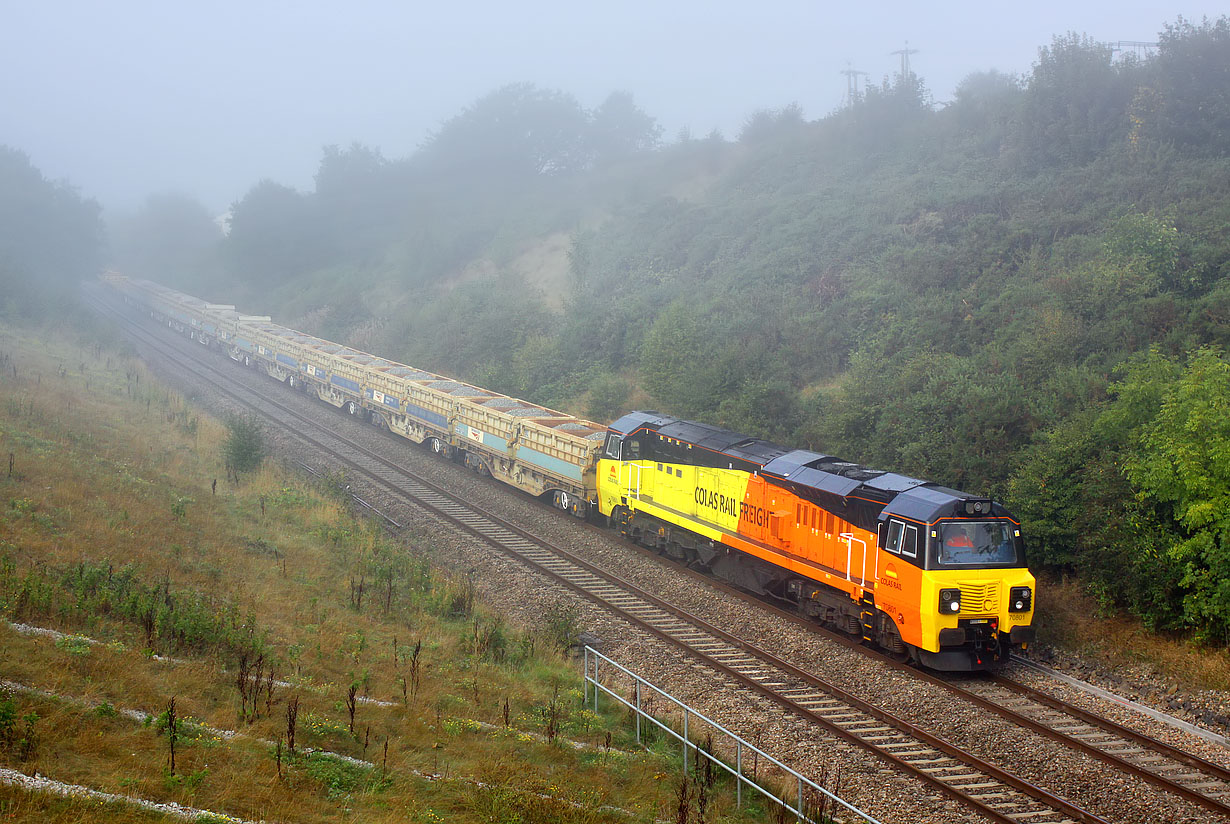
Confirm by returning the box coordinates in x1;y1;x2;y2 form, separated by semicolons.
604;434;622;460
627;437;642;460
902;524;919;559
886;520;905;554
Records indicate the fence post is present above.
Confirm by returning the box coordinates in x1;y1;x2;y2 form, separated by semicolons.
635;681;641;746
736;741;742;808
583;647;589;706
594;657;599;712
798;775;803;822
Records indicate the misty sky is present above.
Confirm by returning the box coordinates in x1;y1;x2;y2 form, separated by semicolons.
2;1;1219;213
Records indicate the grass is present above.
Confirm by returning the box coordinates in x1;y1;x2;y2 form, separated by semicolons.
1034;573;1230;692
0;321;775;823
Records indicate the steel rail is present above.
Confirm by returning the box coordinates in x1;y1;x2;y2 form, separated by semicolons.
575;484;1230;816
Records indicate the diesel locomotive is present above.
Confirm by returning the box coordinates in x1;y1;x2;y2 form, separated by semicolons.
596;412;1034;670
108;274;1036;670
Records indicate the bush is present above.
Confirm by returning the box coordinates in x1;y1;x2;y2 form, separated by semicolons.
223;414;265;475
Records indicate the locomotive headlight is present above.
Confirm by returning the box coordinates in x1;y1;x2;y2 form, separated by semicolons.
939;588;962;613
1009;586;1032;613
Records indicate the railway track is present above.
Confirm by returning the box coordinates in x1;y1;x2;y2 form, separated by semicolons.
628;526;1230;818
96;288;1223;823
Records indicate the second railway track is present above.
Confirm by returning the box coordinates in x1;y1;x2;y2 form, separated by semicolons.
96;286;1228;824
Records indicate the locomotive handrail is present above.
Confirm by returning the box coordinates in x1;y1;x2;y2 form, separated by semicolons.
838;533;866;586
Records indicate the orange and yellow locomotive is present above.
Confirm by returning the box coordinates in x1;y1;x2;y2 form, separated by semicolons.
597;412;1035;670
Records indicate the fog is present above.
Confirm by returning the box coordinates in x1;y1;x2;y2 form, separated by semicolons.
1;1;1211;211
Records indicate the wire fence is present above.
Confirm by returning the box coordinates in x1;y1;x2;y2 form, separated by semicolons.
583;646;881;824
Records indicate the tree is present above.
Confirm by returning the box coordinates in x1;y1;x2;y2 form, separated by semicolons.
738;103;807;143
225;180;321;282
107;192;222;290
223;414;265;476
1013;33;1136;169
948;70;1022;136
417;83;592;183
1127;347;1230;642
589;91;662;165
0;146;102;317
639;301;733;418
313;143;404;259
1149;16;1230;154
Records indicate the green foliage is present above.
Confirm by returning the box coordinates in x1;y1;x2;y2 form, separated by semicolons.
297;750;391;800
590;91;663;165
0;557;267;657
107;193;223;293
223;414;265;475
156;18;1230;647
539;600;581;654
0;146;102;320
1126;348;1230;641
584;370;634;422
54;633;92;656
1148;17;1230;153
1014;33;1137;169
0;689;15;747
225;180;322;283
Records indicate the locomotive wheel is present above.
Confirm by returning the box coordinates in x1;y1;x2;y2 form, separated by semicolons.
878;617;911;663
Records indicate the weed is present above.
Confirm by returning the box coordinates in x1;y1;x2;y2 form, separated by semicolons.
171;496;193;520
0;559;267;658
0;690;15;746
54;634;91;656
163;766;209;792
539;600;581;654
16;711;38;761
345;682;358;734
297;750;391;800
284;695;299;752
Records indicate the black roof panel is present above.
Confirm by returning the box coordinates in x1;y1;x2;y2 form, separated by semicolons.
864;473;927;493
762;450;839;478
609;411;673;435
792;468;863;497
879;485;963;523
728;440;791;464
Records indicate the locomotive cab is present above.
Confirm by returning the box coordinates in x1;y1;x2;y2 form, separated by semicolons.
879;491;1035;671
919;515;1034;670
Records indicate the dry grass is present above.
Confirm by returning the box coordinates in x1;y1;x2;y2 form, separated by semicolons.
1035;573;1230;691
0;323;771;823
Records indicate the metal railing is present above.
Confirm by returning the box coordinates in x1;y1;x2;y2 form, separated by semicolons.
583;647;881;824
